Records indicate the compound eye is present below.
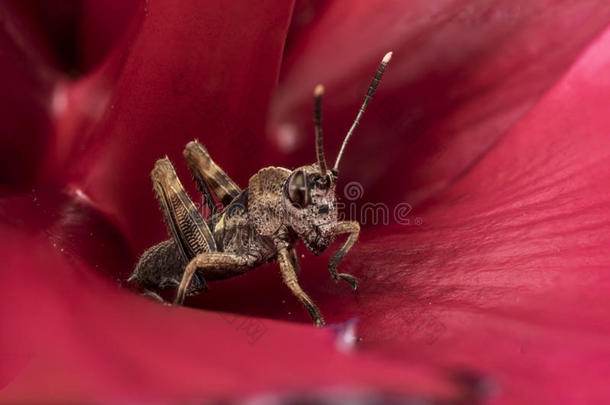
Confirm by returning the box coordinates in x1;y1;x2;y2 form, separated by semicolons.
288;170;309;208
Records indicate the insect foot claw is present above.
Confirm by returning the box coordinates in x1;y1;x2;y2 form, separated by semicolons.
339;273;358;291
142;290;166;303
314;317;326;327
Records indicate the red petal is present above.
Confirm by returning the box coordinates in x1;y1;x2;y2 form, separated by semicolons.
0;3;475;402
59;0;296;252
7;0;80;71
271;0;610;205
13;0;140;72
0;2;59;189
78;0;142;71
305;24;610;405
4;2;610;403
178;13;610;404
0;220;469;403
0;1;140;190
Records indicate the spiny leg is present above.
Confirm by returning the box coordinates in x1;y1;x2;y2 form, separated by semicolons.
187;163;219;217
174;253;249;305
278;248;324;327
183;140;242;209
288;247;301;277
151;158;219;298
328;221;360;291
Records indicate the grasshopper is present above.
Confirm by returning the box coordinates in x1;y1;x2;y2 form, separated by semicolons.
128;52;392;326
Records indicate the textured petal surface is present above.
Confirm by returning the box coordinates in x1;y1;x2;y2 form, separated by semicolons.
286;23;610;405
0;1;472;403
179;10;610;405
0;198;466;403
2;1;610;404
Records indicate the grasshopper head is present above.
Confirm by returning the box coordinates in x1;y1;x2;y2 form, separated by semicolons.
281;52;392;255
283;164;338;255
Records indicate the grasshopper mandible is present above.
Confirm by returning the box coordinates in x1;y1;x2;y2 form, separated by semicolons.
128;52;392;326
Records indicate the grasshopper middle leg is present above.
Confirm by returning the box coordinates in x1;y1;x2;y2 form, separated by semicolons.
174;253;250;305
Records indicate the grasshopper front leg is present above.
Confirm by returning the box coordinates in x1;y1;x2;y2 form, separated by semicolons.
288;247;301;277
328;221;360;291
278;248;324;327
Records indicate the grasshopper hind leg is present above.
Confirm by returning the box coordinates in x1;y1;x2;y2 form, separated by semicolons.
183;140;242;208
142;157;218;299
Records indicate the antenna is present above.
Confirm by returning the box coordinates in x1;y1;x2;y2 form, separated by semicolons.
313;84;327;175
333;51;393;173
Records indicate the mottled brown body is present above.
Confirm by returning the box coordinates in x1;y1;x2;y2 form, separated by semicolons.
130;164;290;289
128;52;393;326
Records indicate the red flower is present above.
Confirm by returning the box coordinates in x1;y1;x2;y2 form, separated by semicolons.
1;1;609;404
